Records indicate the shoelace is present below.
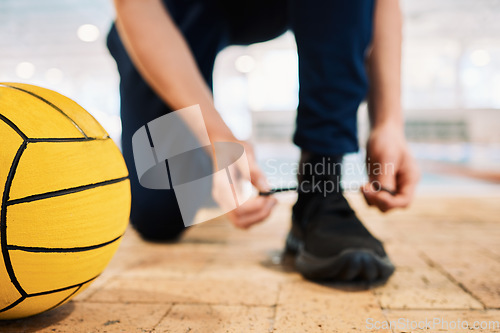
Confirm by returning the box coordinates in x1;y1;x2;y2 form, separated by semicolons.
259;184;396;196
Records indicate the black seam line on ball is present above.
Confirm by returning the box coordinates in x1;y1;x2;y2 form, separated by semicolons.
28;136;111;143
6;176;129;206
0;84;89;139
0;296;26;313
0;113;28;141
45;285;82;313
27;275;99;297
1;141;28;297
6;234;123;253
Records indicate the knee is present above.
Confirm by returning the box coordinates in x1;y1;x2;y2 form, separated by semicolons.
130;208;186;242
129;188;187;242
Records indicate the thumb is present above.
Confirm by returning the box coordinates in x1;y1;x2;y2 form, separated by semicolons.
371;160;397;193
363;160;397;211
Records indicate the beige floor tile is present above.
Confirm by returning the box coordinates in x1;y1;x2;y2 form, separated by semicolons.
385;310;500;332
383;242;429;269
0;302;170;333
76;233;222;301
198;261;301;283
90;277;280;306
374;267;483;310
273;281;391;333
421;246;500;308
154;304;274;333
116;243;222;281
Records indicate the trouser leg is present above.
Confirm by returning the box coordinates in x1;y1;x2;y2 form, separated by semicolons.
290;0;375;156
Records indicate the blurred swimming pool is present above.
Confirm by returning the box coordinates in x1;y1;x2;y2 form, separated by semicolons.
257;142;500;197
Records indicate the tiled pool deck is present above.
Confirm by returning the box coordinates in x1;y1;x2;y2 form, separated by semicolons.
1;194;499;332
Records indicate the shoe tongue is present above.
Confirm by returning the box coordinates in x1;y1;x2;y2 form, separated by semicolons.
306;196;382;248
298;154;343;192
297;173;344;197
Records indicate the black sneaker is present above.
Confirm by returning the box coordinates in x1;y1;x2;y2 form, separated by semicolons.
285;152;395;283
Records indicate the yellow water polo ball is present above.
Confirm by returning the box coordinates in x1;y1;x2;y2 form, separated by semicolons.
0;83;130;319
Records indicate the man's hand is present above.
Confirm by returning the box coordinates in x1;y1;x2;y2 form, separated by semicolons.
362;124;420;212
362;0;417;212
226;141;277;229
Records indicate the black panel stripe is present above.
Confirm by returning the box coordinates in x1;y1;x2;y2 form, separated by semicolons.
1;141;28;297
0;113;28;141
28;275;99;297
0;84;88;138
0;296;26;313
28;136;110;143
7;234;123;253
6;176;129;206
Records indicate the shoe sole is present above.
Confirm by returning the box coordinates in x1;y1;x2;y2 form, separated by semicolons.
296;247;395;283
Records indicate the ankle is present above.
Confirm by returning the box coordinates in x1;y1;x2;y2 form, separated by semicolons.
297;151;344;196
